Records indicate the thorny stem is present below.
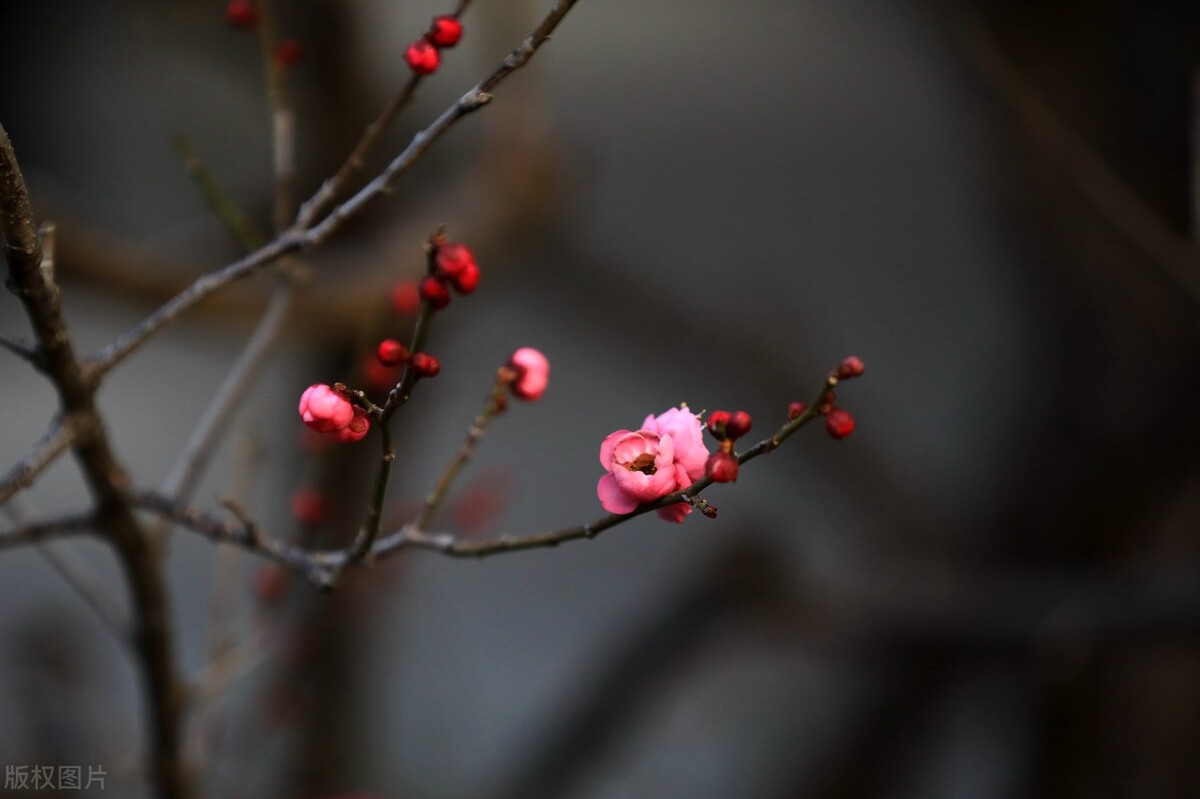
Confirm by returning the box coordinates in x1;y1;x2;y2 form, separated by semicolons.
415;381;507;531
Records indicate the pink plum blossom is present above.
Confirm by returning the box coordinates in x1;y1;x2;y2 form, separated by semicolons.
507;347;549;401
597;406;709;522
298;384;354;433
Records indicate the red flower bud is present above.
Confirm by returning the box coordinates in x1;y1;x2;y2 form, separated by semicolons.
410;351;441;378
390;280;421;315
706;410;731;439
725;410;752;440
824;408;855;439
376;338;408;367
419;275;451;309
291;488;329;525
225;0;260;29
363;356;400;393
253;564;288;603
275;39;304;69
705;451;739;483
449;261;480;294
435;242;476;280
837;355;865;379
404;38;440;74
429;15;463;47
787;401;806;421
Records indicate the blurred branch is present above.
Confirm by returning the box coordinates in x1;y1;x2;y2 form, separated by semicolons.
961;18;1200;304
415;379;507;531
0;511;93;550
2;121;188;799
0;416;73;504
171;131;266;251
0;332;37;364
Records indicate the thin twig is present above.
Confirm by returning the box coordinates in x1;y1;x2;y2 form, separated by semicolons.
303;0;580;248
0;333;37;364
0;416;74;505
38;541;131;639
414;382;506;530
157;285;294;508
171;131;267;251
0;511;94;551
294;1;475;228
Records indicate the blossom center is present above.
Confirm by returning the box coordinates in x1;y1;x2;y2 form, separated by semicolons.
627;453;657;475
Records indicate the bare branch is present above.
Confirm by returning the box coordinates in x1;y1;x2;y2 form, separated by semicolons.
0;333;37;364
961;19;1200;304
415;382;506;530
2;121;188;799
157;286;294;508
0;511;94;551
303;0;581;247
87;232;303;377
0;417;74;504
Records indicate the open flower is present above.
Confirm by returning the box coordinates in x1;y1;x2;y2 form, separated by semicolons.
596;406;708;522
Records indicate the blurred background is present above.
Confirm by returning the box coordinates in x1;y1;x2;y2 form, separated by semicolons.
2;0;1200;796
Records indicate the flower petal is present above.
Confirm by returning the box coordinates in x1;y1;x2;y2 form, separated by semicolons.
597;474;639;514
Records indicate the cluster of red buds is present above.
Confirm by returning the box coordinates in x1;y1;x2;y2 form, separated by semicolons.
420;237;480;309
703;410;753;483
225;2;305;71
789;355;864;440
224;0;260;28
405;14;464;75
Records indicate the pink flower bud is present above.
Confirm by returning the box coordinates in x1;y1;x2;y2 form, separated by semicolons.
298;384;354;433
507;347;549;401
